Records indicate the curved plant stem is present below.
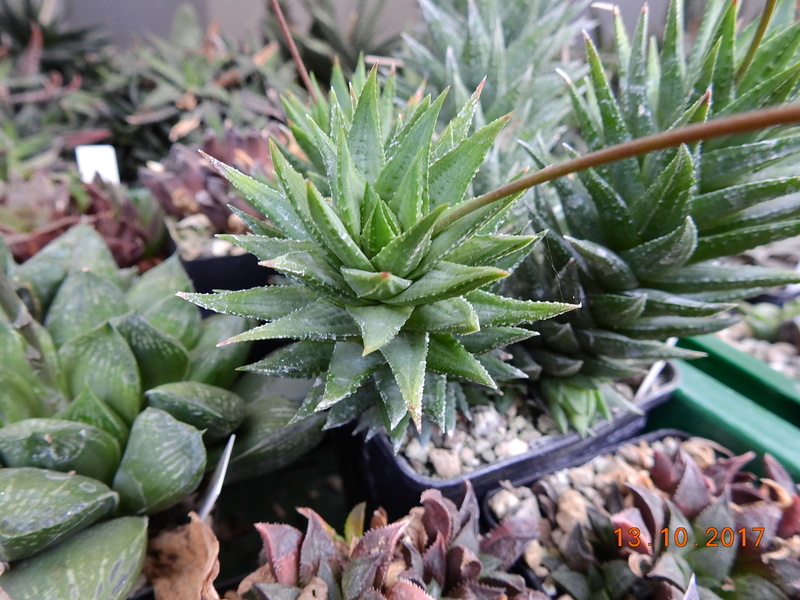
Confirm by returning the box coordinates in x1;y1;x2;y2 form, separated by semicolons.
435;103;800;234
267;0;318;102
736;0;777;83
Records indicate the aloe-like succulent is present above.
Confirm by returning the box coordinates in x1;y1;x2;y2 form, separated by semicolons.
502;436;800;599
401;0;587;193
502;0;800;432
238;482;546;600
182;66;576;447
113;2;293;166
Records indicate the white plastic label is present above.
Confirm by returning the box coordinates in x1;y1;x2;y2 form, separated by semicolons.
75;145;121;185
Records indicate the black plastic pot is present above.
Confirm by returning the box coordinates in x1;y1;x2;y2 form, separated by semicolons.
346;363;679;522
480;428;692;595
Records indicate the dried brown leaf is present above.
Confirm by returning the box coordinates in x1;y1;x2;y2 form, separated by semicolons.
145;511;221;600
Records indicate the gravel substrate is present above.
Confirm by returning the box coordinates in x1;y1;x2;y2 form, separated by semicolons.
398;377;653;479
715;321;800;381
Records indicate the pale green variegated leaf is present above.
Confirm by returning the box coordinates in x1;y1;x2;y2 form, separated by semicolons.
0;419;120;484
347;304;414;354
385;261;508;306
140;294;202;350
371;205;448;277
467;290;577;327
341;268;412;300
179;285;317;320
59;385;129;448
404;296;480;334
0;516;147;600
113;408;205;515
220;299;359;344
457;326;535;354
217;235;316;261
0;467;118;563
379;332;429;429
126;254;192;311
58;323;142;425
427;334;495;387
265;252;369;306
187;314;251;388
111;313;189;390
242;341;334;377
320;341;383;409
348;68;385;183
45;270;128;347
145;381;245;444
565;236;639;291
306;182;374;271
429;114;510;209
203;153;308;241
444;234;537;267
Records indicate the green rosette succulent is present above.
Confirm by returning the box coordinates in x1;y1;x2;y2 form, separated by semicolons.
182;67;576;446
502;0;800;433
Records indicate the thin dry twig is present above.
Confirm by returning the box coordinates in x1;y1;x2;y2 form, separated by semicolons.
266;0;318;102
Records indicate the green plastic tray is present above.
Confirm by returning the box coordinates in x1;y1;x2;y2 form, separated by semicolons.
678;334;800;424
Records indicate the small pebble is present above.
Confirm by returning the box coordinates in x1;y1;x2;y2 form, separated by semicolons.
428;448;462;479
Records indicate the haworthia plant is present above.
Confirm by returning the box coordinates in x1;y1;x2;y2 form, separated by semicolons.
182;67;576;446
502;0;800;432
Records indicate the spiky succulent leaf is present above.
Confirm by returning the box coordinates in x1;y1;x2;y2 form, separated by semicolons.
505;0;800;433
186;69;576;435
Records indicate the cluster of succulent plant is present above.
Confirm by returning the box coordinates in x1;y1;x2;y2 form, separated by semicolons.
107;2;294;172
497;436;800;599
0;19;114;160
401;0;587;192
501;0;800;432
183;66;577;448
139;122;290;257
0;225;324;594
0;0;111;82
237;482;545;600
